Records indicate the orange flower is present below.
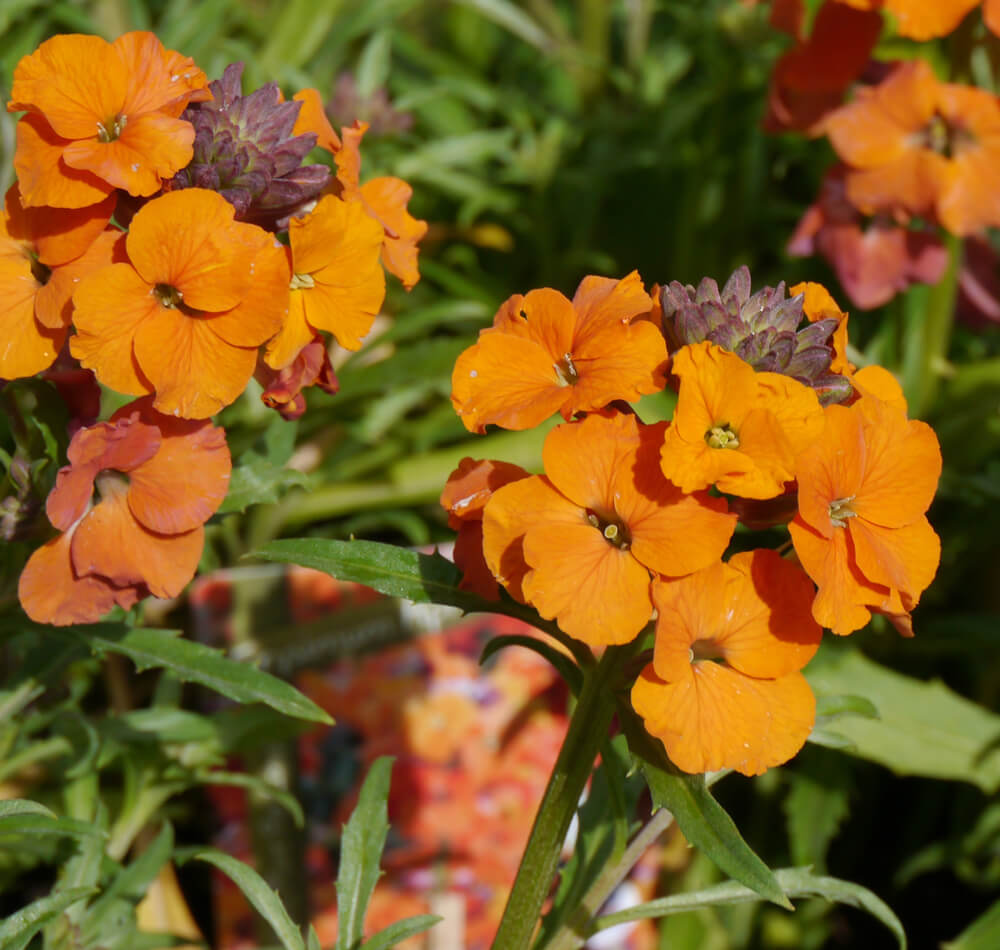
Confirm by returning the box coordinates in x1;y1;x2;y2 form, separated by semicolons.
788;388;941;635
0;184;120;378
631;550;821;776
291;89;341;154
764;0;882;135
482;412;736;645
660;342;824;499
452;273;667;433
790;281;854;375
263;193;385;370
825;59;1000;235
8;32;210;208
71;188;289;418
335;121;427;290
19;398;230;625
441;457;531;600
837;0;1000;40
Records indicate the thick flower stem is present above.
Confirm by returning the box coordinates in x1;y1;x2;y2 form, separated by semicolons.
491;644;630;950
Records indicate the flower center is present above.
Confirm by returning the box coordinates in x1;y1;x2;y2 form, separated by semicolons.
153;283;184;308
915;113;977;158
290;272;315;290
828;495;857;527
586;509;631;550
554;352;579;387
689;638;724;663
94;469;129;502
27;252;50;286
705;423;740;449
97;114;128;143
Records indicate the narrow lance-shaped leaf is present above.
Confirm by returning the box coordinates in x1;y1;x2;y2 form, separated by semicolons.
0;887;98;950
336;756;394;950
362;915;442;950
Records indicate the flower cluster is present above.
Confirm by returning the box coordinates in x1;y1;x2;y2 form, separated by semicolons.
766;0;1000;308
443;267;941;776
5;31;426;625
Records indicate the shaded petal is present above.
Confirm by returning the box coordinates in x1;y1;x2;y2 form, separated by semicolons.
264;287;316;370
18;530;120;626
632;662;815;776
13;114;113;209
849;515;940;604
71;488;204;598
114;31;210;116
4;184;115;267
37;228;126;330
440;457;531;524
360;176;427;290
570;319;668;411
0;232;62;378
523;521;652;645
132;307;257;418
208;239;289;347
571;270;654;338
292;88;341;152
70;261;157;396
454;521;499;601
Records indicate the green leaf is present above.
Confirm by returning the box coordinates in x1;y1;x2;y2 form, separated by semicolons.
943;898;1000;949
362;915;442;950
621;712;791;909
806;648;1000;792
336;756;394;950
0;886;97;949
452;0;551;50
783;753;852;871
219;449;309;514
179;848;305;950
592;867;905;948
0;812;106;842
65;624;331;724
0;799;55;820
307;925;323;950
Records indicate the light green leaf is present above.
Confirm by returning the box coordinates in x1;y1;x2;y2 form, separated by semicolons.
0;799;55;821
0;813;105;842
622;715;790;909
336;757;394;950
363;915;441;950
0;887;97;949
806;648;1000;792
179;848;305;950
593;867;905;948
783;755;851;870
943;898;1000;949
452;0;551;50
67;625;331;725
219;457;308;514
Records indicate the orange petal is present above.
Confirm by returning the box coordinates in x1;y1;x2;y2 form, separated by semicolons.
845;150;954;221
569;319;668;412
37;228;126;330
849;515;940;604
264;287;316;370
114;401;231;534
71;487;204;599
208;239;290;348
440;457;531;524
986;0;1000;35
333;121;366;196
70;261;157;396
791;280;853;375
851;364;907;412
114;31;210;116
13;114;114;209
292;89;341;152
61;114;195;197
482;475;566;603
632;662;815;776
789;515;887;634
454;521;500;601
885;0;980;39
126;189;258;310
360;176;428;290
18;530;121;626
451;331;569;433
132;306;257;419
571;270;654;337
523;520;653;645
4;184;116;267
9;34;127;140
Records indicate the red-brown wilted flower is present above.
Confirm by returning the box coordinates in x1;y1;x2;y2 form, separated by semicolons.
453;272;667;433
825;59;1000;236
18;398;231;625
8;31;210;209
255;335;339;420
440;457;531;600
70;188;290;419
632;549;822;776
788;378;942;635
482;412;736;645
764;0;882;135
787;166;948;309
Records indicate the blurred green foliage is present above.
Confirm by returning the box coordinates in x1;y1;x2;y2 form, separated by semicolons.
1;1;999;948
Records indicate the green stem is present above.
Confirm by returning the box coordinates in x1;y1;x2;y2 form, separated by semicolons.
901;231;961;418
490;645;631;950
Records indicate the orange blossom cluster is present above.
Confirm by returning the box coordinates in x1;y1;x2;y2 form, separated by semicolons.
4;31;426;625
441;269;941;777
766;0;1000;309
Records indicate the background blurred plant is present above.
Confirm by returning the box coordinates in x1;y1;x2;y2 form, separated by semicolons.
1;1;999;948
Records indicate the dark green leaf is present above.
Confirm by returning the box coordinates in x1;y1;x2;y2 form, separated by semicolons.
64;624;331;724
592;867;905;948
621;712;790;909
337;756;394;950
479;634;582;693
178;848;305;950
943;898;1000;949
